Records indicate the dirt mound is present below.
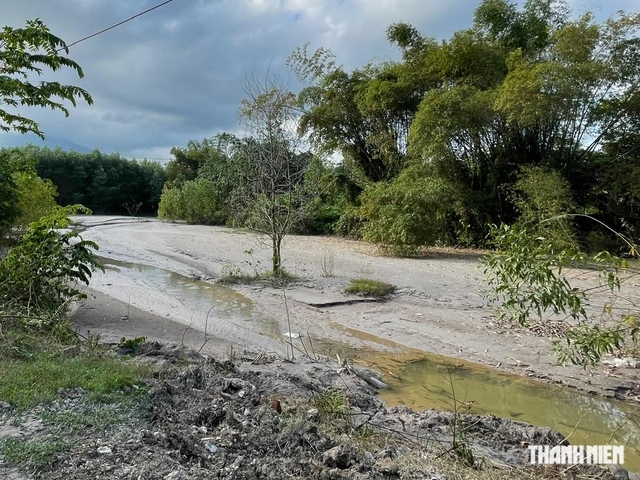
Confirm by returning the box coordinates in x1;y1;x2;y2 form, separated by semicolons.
2;344;625;480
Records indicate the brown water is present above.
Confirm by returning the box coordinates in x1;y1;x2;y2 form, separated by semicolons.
100;258;640;473
310;329;640;473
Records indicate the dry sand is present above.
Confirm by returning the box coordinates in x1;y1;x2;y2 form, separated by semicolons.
72;216;640;402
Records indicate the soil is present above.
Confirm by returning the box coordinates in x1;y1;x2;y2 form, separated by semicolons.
71;216;640;403
0;345;629;480
4;218;639;479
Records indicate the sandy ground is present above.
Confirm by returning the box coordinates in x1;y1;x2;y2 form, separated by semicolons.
72;216;640;402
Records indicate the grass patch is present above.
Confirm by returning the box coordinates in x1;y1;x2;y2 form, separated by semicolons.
217;263;260;285
0;352;150;409
0;437;67;467
41;392;148;433
217;262;298;287
0;388;149;474
345;278;395;298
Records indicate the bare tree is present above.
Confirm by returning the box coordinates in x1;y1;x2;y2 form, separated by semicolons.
237;70;317;275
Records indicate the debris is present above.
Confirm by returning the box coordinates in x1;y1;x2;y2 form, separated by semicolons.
205;443;218;454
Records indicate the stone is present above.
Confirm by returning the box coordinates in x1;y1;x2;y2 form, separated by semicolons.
322;444;356;469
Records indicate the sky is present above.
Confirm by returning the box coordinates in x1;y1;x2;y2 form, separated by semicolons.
1;0;637;162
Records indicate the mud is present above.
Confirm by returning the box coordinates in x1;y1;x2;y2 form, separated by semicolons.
0;345;629;480
72;216;640;403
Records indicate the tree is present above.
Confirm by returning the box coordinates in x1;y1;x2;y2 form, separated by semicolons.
32;147;167;216
1;19;93;138
288;44;421;182
238;72;316;275
1;19;92;238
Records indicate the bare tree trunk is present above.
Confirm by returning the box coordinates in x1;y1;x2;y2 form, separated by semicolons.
272;234;280;274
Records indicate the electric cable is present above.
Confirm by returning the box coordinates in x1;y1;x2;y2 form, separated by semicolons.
60;0;177;51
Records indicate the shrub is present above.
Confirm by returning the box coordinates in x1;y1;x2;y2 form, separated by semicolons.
357;165;465;250
158;178;227;224
345;278;395;298
0;205;103;322
509;165;577;250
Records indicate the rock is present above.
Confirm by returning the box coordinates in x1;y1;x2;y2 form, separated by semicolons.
164;472;182;480
0;401;12;411
97;446;112;455
363;451;375;466
609;464;630;480
322;444;357;469
375;458;399;476
205;443;218;453
603;357;638;368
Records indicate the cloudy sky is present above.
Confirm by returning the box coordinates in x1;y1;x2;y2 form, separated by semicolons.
1;0;636;162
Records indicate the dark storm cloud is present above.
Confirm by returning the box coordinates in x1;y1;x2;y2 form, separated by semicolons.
1;0;636;160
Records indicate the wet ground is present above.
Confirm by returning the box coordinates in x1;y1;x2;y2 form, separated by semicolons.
71;216;640;472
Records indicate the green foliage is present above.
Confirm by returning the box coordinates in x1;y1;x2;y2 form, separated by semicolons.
12;170;57;228
158;177;227;225
286;3;640;248
483;221;639;366
0;158;20;235
312;389;350;427
31;146;167;216
482;224;586;325
345;278;395;298
510;165;576;249
118;336;147;352
0;19;93;138
0;147;58;240
0;205;103;321
0;352;147;409
554;324;625;367
289;49;418;182
156;185;183;221
358;165;466;250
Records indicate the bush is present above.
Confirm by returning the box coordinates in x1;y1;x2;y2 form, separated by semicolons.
510;165;577;250
157;185;183;221
358;165;463;251
10;171;58;237
0;206;103;323
158;178;227;224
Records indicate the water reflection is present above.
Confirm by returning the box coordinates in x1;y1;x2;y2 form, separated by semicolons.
378;358;640;472
99;257;640;472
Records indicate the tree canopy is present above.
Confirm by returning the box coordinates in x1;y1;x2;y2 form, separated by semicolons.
284;0;640;250
0;19;93;139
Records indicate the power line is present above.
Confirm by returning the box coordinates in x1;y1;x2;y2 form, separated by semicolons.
60;0;177;51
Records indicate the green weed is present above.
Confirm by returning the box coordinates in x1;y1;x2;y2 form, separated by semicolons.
345;278;395;298
0;353;149;409
0;437;67;467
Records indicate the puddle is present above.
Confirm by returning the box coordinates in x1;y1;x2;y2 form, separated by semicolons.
319;332;640;473
98;257;640;472
100;257;254;317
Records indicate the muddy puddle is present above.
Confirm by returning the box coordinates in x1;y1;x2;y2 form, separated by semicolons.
100;257;255;317
99;258;640;472
299;326;640;471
